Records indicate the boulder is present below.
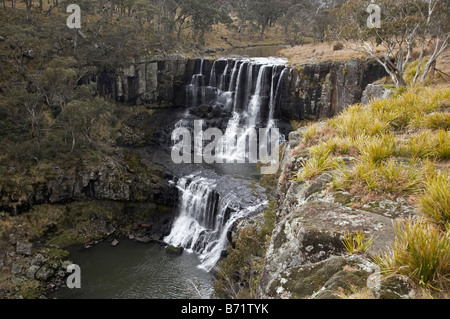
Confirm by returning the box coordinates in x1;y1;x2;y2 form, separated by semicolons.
25;265;40;279
16;241;32;256
377;275;418;299
31;253;47;266
111;239;119;247
263;255;378;299
11;263;23;275
35;266;54;281
165;245;184;255
361;84;394;105
259;201;394;298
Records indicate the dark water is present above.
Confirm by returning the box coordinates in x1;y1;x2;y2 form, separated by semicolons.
51;240;214;299
219;45;288;58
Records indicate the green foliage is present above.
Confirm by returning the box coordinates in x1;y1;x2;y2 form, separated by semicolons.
214;226;265;299
342;231;376;255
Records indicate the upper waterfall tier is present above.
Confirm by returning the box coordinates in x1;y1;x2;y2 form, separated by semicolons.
186;58;288;128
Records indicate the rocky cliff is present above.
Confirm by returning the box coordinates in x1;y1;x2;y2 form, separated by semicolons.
257;125;419;299
280;59;386;120
0;150;177;215
94;56;387;122
95;55;188;106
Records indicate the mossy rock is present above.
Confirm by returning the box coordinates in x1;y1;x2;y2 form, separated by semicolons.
165;245;184;255
267;255;375;299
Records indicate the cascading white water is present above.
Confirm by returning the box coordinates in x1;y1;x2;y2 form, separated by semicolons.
268;67;288;128
168;57;285;271
187;59;206;108
164;175;266;272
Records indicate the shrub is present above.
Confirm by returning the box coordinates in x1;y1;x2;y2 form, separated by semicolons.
333;42;344;51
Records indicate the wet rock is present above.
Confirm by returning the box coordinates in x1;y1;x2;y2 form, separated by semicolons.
111;239;119;247
135;236;152;244
165;245;184;255
16;241;32;256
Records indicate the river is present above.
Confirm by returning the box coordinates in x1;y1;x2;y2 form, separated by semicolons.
51;240;214;299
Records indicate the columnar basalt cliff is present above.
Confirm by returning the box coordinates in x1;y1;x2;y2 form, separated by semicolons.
95;56;387;121
96;55;188;106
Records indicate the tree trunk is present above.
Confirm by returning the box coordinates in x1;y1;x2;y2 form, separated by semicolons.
259;19;268;40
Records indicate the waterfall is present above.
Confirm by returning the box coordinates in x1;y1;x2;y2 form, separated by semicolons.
164;175;265;272
187;59;206;108
268;67;288;128
169;57;285;271
186;58;285;128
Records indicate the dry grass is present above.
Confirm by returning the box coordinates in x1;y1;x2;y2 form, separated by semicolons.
281;42;366;65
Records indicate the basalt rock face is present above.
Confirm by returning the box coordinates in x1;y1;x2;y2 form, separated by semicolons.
0;152;177;215
96;55;188;106
94;56;387;122
279;59;387;120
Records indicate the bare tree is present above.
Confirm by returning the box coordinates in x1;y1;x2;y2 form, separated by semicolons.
331;0;448;87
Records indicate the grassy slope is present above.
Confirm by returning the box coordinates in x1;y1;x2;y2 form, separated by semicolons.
290;85;449;296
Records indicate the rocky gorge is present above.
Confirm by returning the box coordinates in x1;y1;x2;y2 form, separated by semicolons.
1;52;397;299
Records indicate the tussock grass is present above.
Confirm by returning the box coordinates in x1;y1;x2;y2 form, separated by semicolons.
356;134;396;164
375;218;450;289
400;130;450;160
328;104;389;138
295;151;336;181
418;171;450;228
309;137;355;158
342;231;376;255
303;124;318;143
333;158;423;196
